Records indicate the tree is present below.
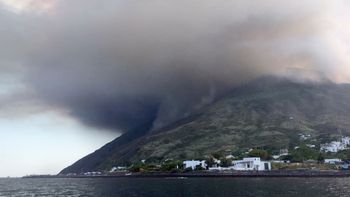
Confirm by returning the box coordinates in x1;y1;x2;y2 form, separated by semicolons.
161;160;182;171
336;150;350;161
195;165;205;171
129;163;145;172
290;146;319;162
220;158;233;167
205;157;216;168
212;151;224;159
317;153;325;164
248;149;270;160
280;155;293;161
184;167;193;172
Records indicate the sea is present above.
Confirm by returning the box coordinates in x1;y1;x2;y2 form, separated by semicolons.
0;177;349;197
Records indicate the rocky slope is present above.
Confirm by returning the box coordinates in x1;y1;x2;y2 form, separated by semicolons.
61;77;350;174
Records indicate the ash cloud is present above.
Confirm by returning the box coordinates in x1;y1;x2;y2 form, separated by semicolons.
1;0;350;132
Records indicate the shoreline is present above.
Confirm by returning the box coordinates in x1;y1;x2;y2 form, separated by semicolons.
23;170;350;178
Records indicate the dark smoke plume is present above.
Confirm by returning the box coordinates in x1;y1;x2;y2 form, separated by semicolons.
1;0;350;132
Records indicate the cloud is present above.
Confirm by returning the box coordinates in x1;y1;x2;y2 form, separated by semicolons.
0;0;350;132
0;0;56;13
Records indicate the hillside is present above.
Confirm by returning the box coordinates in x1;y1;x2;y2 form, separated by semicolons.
60;77;350;174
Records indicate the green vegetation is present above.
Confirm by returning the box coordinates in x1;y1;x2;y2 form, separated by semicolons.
248;149;271;160
133;80;350;163
271;162;338;170
220;158;233;167
287;146;320;162
61;78;350;174
128;160;182;173
161;160;182;172
334;150;350;161
205;157;216;167
317;153;325;163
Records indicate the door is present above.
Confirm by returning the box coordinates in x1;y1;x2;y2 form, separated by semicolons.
264;163;269;170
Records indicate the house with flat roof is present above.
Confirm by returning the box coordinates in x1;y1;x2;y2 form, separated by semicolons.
232;157;271;171
183;160;207;170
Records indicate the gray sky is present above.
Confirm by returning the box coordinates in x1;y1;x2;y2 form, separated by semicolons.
0;0;350;176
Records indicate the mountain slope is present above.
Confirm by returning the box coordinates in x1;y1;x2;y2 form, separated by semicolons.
61;77;350;174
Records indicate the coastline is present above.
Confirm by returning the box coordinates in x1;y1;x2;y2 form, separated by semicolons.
23;170;350;178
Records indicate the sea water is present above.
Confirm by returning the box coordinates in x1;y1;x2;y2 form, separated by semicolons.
0;177;349;196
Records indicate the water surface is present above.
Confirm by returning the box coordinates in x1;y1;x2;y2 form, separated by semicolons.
0;177;349;196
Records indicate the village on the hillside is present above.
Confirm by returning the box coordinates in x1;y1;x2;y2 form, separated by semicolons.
67;135;350;176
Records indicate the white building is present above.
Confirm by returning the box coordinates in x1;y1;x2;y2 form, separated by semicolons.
213;158;221;164
183;160;207;170
321;141;347;153
342;137;350;146
321;137;350;153
232;157;271;171
306;144;316;148
272;149;289;159
299;134;311;140
324;159;342;164
208;157;271;171
279;149;289;156
226;155;235;159
110;166;127;172
83;171;102;176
